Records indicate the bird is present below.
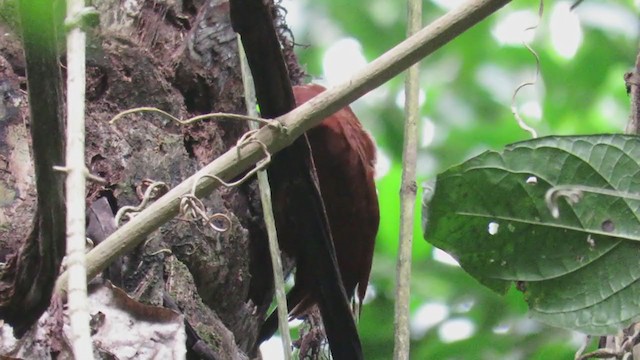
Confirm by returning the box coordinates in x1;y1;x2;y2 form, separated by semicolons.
258;83;380;358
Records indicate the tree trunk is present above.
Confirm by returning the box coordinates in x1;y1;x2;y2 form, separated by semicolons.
0;0;299;357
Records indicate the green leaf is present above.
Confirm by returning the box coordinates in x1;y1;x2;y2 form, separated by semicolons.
423;134;640;335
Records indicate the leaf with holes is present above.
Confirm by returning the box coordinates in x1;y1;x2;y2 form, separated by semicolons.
422;134;640;335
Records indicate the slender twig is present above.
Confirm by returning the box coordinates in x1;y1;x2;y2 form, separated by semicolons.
570;0;584;10
510;0;543;138
393;0;421;359
574;335;591;359
575;327;640;360
63;1;94;358
238;35;292;358
54;0;511;294
592;34;640;360
625;51;640;134
109;107;270;127
115;181;169;225
620;45;640;360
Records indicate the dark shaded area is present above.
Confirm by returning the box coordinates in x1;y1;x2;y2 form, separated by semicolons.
230;1;363;358
86;197;122;286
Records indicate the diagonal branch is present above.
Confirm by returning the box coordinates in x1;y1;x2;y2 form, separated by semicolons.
55;0;512;294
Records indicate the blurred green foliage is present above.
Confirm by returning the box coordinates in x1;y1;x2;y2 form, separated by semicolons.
287;0;638;358
0;0;19;31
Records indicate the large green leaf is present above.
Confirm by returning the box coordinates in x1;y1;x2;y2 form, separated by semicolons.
423;134;640;335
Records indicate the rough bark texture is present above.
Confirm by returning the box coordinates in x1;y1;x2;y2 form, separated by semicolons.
0;0;302;357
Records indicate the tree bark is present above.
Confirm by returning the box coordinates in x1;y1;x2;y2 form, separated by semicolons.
0;0;301;357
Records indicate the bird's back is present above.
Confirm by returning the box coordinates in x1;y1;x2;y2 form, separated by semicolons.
293;84;379;313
